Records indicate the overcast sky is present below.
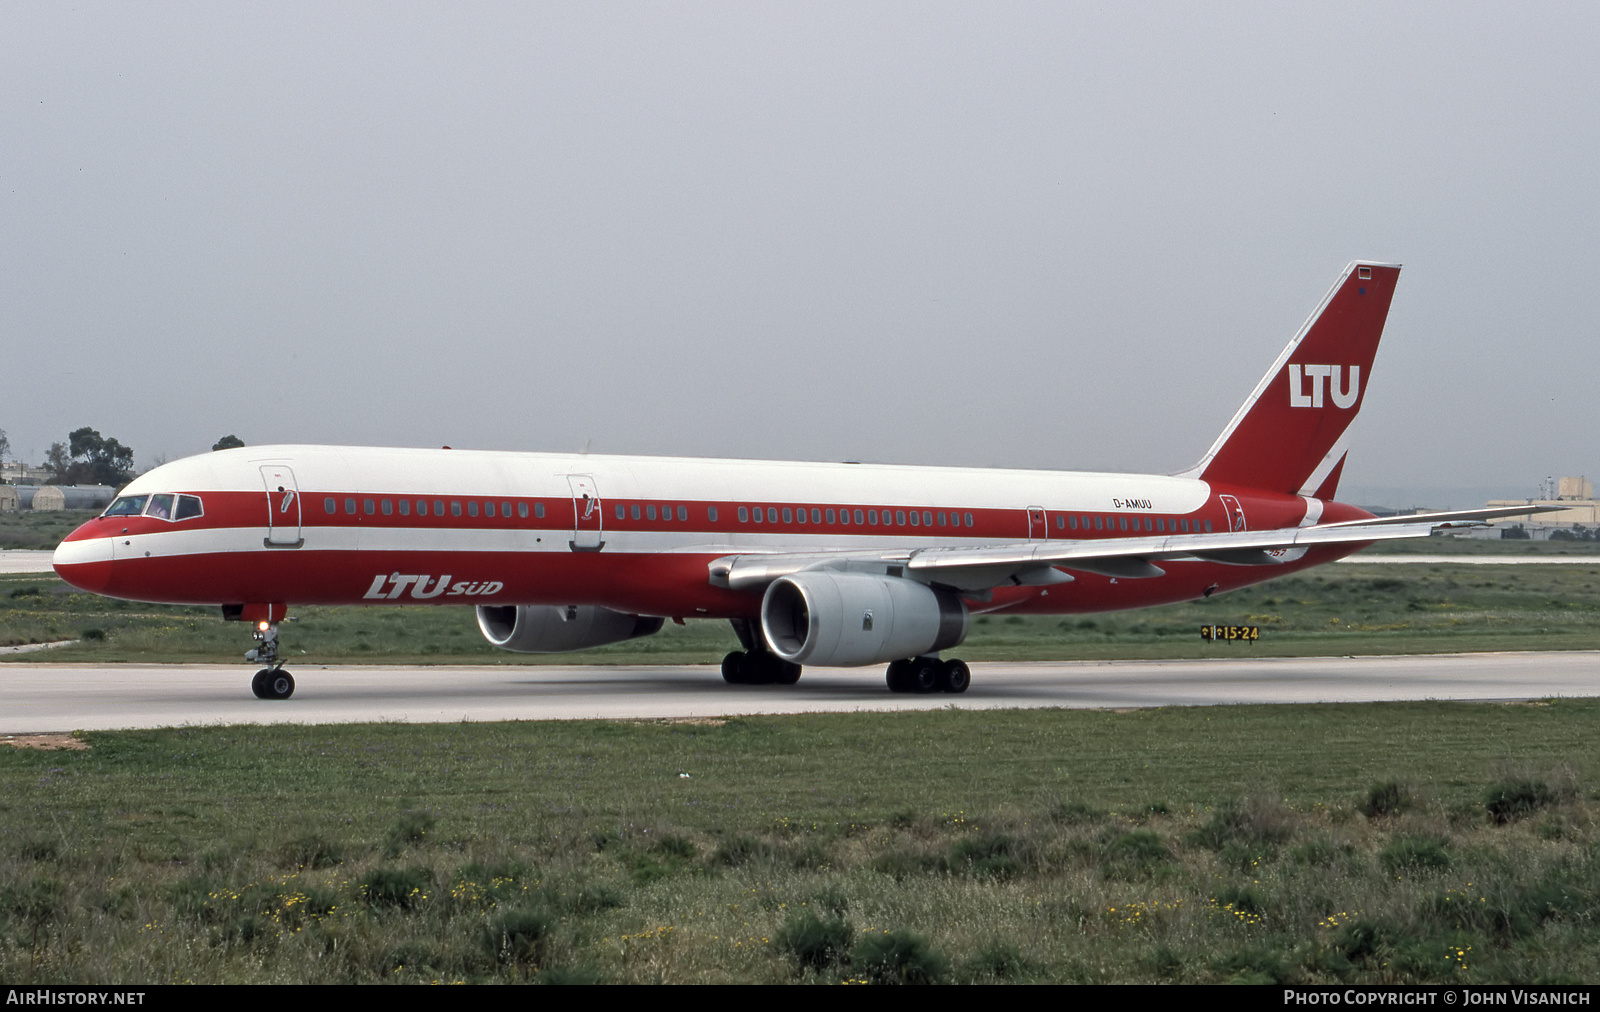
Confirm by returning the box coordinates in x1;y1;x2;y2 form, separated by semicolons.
4;3;1595;506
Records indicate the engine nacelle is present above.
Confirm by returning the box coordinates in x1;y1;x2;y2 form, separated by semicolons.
761;571;968;667
476;605;664;653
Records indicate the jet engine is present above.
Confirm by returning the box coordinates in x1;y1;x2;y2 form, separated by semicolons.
760;571;968;667
476;605;664;653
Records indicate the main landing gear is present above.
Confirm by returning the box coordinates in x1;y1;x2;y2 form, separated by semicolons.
721;617;802;686
885;657;970;694
244;621;295;700
721;650;802;685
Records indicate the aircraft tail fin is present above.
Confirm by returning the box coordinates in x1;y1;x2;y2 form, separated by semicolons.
1182;260;1401;497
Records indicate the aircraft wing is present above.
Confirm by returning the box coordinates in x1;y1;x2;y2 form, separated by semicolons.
709;506;1562;593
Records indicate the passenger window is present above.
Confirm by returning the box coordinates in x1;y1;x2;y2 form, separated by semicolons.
738;507;749;522
678;506;688;521
382;499;393;516
868;510;878;525
485;502;495;518
534;502;544;519
752;507;762;523
767;507;777;523
1119;517;1127;531
502;501;512;517
894;510;904;525
399;500;410;517
964;512;974;527
517;502;527;518
175;495;203;520
938;512;947;527
922;511;932;526
451;501;462;517
434;500;445;516
782;508;792;523
1205;520;1214;533
324;497;336;514
854;509;865;524
468;501;479;517
416;500;428;517
662;504;672;520
647;505;657;521
708;506;719;522
1069;516;1078;530
826;509;836;524
909;511;919;526
631;504;640;520
345;498;357;515
364;498;376;516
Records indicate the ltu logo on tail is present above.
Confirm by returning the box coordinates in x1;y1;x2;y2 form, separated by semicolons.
1288;365;1359;409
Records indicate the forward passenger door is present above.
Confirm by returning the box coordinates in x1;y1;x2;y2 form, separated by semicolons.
261;464;304;547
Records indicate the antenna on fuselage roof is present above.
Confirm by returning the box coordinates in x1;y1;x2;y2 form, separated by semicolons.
579;439;592;456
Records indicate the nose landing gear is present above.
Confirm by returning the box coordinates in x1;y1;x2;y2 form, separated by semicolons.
250;665;295;700
239;614;295;700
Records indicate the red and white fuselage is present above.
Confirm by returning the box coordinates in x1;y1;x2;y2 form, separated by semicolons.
65;260;1518;688
52;444;1373;620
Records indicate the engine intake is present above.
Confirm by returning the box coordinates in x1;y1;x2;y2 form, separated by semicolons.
761;571;968;667
476;605;664;653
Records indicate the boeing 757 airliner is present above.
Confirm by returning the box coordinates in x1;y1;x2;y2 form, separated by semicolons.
52;261;1535;699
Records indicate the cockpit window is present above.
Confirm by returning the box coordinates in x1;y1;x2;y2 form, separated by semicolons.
104;493;204;521
104;495;148;517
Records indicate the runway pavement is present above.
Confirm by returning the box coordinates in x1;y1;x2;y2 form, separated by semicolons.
3;651;1597;733
0;550;54;574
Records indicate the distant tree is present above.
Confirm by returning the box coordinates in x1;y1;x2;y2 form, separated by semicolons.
45;428;136;486
44;442;71;483
212;434;245;451
0;428;9;483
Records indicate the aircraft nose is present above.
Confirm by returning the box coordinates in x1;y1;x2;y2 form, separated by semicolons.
52;522;114;594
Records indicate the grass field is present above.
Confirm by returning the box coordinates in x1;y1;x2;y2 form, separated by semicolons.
3;702;1598;983
0;510;95;552
6;516;1600;983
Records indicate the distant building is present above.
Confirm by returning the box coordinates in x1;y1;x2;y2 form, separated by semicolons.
0;461;52;484
1486;475;1600;537
29;485;117;512
5;485;116;512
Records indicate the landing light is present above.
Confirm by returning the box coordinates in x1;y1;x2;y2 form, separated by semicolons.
257;621;270;632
